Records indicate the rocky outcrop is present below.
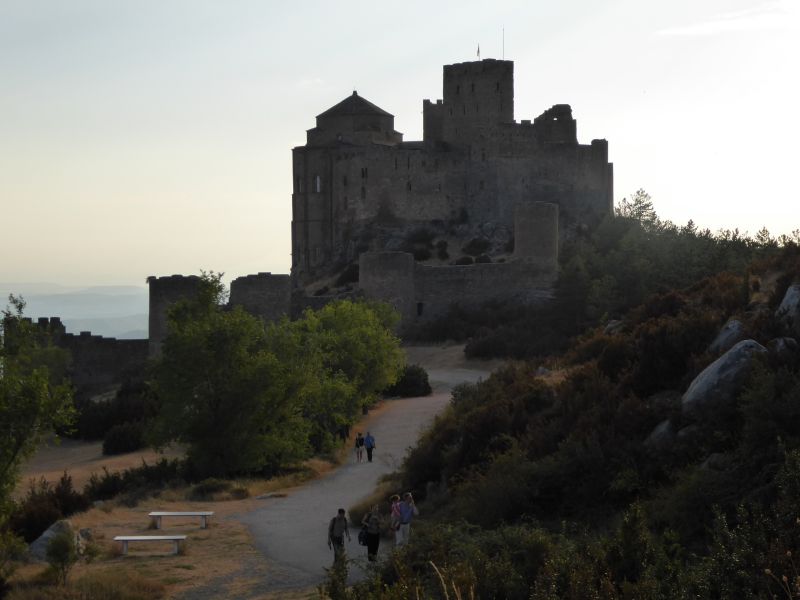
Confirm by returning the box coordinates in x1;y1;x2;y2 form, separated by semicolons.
644;419;676;452
681;340;767;418
767;337;799;363
708;319;746;355
777;284;800;337
29;519;73;562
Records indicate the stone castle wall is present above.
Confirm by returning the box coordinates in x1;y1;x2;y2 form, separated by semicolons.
23;317;148;394
230;273;291;323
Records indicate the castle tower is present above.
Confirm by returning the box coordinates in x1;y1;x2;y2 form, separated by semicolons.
146;275;202;357
424;59;514;145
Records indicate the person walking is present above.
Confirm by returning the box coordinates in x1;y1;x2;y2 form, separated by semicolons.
361;504;381;561
395;492;418;547
354;432;365;463
389;494;402;545
327;508;351;562
364;431;376;463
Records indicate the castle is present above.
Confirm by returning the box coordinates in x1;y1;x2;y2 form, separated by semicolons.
25;59;614;391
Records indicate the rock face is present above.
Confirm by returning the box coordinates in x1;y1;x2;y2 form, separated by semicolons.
708;319;746;355
29;519;73;562
768;337;799;363
777;284;800;337
644;419;676;452
681;339;768;418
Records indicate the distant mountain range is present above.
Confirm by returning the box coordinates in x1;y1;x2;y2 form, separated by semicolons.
0;283;148;339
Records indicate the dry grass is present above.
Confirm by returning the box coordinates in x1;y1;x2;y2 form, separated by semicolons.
16;439;184;499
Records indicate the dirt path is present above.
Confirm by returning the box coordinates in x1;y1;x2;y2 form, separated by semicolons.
232;349;498;594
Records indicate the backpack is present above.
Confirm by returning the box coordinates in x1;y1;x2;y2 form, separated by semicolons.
358;526;368;546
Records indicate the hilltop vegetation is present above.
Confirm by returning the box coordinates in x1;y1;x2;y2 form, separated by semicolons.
337;196;800;599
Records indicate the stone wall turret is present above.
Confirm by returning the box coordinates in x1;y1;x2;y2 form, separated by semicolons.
146;274;202;356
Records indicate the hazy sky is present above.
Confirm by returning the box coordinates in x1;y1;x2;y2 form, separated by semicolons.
1;0;798;287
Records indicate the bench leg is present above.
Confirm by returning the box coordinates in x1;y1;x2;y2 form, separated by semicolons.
172;540;180;555
156;516;162;529
121;540;128;555
201;516;207;529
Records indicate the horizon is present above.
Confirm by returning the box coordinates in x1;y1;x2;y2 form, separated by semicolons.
1;0;799;288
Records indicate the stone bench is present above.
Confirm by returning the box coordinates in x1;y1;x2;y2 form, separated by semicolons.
113;535;186;556
149;511;214;530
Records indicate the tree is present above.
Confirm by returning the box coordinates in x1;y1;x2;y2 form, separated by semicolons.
149;274;310;477
0;295;74;588
264;299;405;453
1;295;74;505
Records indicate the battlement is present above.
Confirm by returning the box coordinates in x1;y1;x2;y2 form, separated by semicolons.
230;272;291;323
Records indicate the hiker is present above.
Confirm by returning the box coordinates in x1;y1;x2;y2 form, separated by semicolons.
354;432;365;463
361;504;381;561
389;494;402;545
364;431;376;462
327;508;351;561
395;492;418;546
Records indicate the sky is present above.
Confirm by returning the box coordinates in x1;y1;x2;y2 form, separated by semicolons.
1;0;798;287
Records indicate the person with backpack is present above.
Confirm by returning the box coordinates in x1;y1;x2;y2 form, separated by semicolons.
396;492;418;546
360;504;381;561
327;508;351;562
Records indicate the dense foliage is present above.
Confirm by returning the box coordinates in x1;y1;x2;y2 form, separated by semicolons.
0;296;74;590
415;190;799;360
149;273;404;477
330;214;800;598
382;364;432;397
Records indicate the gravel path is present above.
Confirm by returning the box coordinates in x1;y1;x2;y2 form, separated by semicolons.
236;363;492;593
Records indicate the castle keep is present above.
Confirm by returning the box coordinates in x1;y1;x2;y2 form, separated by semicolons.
291;58;612;286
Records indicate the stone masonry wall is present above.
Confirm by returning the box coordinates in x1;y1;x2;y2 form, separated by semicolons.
146;275;202;357
230;273;291;323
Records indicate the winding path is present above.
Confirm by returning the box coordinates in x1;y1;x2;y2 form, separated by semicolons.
237;361;492;591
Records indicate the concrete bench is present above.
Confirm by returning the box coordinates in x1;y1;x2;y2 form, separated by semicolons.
114;535;186;555
149;511;214;530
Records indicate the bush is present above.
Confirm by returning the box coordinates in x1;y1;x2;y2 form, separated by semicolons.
188;478;233;501
72;379;154;441
83;459;185;502
10;474;88;543
46;530;77;586
462;237;490;256
436;240;449;260
383;364;432;397
102;421;145;455
475;254;492;264
454;256;474;266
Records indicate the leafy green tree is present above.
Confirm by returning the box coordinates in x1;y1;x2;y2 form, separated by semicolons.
46;529;77;586
264;300;404;453
1;295;74;588
149;274;310;477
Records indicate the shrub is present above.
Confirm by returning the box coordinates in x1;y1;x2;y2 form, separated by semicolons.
72;379;154;441
454;256;474;266
462;237;490;256
188;478;233;501
435;239;449;260
383;364;432;397
9;474;88;543
412;247;432;261
46;530;77;585
475;254;492;263
102;421;145;455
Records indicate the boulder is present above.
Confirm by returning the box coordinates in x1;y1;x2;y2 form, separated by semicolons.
767;337;799;363
681;339;767;418
676;424;701;444
776;284;800;337
534;366;551;377
29;519;73;562
604;320;624;335
700;452;732;471
708;319;746;354
644;419;676;452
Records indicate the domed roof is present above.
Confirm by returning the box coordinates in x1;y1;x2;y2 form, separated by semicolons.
317;91;393;119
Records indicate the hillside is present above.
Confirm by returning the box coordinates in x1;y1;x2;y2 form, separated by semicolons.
344;229;800;598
